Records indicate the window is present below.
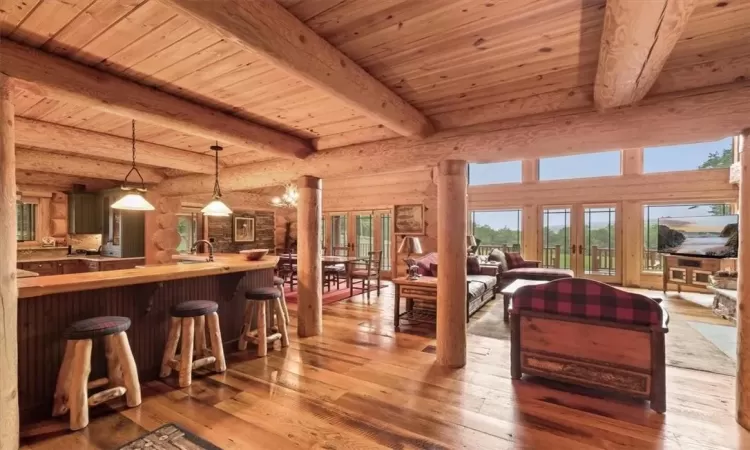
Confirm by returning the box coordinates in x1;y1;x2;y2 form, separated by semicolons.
381;213;392;271
16;202;36;242
176;213;198;253
468;161;522;185
642;203;732;271
643;137;733;173
539;151;621;181
470;210;522;255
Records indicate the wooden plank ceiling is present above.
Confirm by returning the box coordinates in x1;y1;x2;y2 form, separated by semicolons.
2;0;750;187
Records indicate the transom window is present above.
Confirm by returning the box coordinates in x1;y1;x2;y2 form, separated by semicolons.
468;161;522;186
643;137;733;173
539;150;621;181
470;209;522;255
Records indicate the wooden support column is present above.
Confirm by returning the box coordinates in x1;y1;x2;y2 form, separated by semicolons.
436;160;468;367
0;75;19;449
297;176;323;337
737;129;750;430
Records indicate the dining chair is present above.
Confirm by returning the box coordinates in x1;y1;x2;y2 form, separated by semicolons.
349;251;382;299
277;249;297;291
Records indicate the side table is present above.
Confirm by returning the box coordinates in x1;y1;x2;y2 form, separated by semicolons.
392;276;437;330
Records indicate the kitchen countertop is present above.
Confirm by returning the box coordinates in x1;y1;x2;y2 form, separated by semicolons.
18;254;278;299
17;255;145;263
17;269;39;278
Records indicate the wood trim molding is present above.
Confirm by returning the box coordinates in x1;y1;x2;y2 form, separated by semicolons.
595;0;695;109
0;40;313;160
163;0;433;138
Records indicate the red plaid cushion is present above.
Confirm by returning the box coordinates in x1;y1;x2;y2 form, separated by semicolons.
513;278;663;326
505;252;525;269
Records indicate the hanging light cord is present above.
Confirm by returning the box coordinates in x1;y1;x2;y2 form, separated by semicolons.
212;141;223;199
121;120;146;191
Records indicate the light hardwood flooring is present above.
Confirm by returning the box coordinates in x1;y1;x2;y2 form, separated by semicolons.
20;283;750;449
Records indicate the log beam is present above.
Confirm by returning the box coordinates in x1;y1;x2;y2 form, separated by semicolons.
436;160;467;367
595;0;695;109
179;192;272;211
157;80;750;195
163;0;433;138
17;147;164;183
296;176;323;337
15;171;116;192
0;39;312;159
0;75;19;449
16;118;215;174
737;129;750;430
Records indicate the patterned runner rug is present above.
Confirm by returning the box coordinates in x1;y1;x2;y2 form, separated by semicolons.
117;423;221;450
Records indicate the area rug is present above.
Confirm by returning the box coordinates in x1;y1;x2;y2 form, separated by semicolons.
117;423;221;450
284;284;385;305
688;321;737;362
467;298;735;376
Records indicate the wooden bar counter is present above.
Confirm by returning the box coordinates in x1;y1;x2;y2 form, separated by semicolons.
17;254;277;423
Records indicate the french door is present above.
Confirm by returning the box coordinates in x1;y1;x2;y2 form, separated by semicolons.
324;210;393;275
539;203;621;284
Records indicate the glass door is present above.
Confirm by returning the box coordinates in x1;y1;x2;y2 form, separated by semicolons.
540;207;574;270
328;213;350;256
579;205;620;283
324;210;393;276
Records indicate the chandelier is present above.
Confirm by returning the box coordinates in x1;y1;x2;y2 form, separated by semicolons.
271;184;299;208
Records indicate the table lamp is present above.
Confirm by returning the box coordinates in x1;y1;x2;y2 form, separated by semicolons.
467;235;477;255
398;236;423;280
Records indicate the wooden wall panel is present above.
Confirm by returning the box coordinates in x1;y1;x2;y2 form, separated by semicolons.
17;269;273;423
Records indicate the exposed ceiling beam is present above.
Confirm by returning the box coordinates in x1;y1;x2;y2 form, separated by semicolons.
15;170;117;191
163;0;434;138
157;80;750;195
594;0;695;109
17;147;164;183
0;39;313;160
16;117;216;174
179;192;273;211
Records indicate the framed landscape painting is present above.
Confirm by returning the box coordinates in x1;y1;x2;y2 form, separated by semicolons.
394;204;425;235
233;216;255;242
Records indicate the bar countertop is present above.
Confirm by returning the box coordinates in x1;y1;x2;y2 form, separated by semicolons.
17;254;279;299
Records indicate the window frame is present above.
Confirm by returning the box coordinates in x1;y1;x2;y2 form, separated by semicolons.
468;161;523;186
538;150;622;181
469;208;523;254
16;202;37;242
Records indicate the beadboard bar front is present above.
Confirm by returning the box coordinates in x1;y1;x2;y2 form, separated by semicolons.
17;266;274;424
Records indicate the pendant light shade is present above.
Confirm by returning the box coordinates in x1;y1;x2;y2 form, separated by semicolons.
202;142;233;217
112;120;155;211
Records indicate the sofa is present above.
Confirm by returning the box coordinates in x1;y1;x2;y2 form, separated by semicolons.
477;248;574;288
509;278;669;413
407;252;497;318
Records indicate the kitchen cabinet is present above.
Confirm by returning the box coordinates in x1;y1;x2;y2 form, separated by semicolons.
17;258;144;275
57;260;84;274
68;192;102;234
18;261;57;276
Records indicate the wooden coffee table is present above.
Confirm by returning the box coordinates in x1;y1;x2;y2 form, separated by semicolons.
392;276;437;330
501;279;549;322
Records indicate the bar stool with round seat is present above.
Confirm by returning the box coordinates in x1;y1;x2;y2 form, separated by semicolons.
160;300;227;388
240;287;290;356
273;276;290;324
52;316;141;431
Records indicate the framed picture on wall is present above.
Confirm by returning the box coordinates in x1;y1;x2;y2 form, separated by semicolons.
233;216;255;242
393;204;425;235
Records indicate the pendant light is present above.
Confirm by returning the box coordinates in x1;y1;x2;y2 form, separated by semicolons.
201;142;233;217
111;120;155;211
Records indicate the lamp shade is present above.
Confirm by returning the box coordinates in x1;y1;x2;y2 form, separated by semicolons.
398;236;423;254
466;235;477;247
201;198;233;217
111;192;155;211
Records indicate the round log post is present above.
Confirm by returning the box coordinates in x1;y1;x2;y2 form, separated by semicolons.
297;175;323;337
436;160;468;367
0;75;19;449
738;129;750;430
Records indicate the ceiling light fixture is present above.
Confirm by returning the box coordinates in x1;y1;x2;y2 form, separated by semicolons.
111;120;155;211
201;141;233;217
270;184;299;208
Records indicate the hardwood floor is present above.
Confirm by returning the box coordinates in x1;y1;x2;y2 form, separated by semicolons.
20;283;750;449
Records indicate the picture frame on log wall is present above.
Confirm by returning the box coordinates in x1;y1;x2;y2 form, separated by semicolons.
393;204;425;235
233;216;255;242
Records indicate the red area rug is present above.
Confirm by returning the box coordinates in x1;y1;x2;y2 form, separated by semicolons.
284;283;384;305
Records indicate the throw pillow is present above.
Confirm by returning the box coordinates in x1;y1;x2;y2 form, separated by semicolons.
466;256;481;275
506;252;525;270
429;263;438;277
493;250;508;272
488;248;503;262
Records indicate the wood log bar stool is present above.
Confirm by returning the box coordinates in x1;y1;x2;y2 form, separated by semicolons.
274;276;290;325
160;300;227;388
240;287;290;356
53;316;141;431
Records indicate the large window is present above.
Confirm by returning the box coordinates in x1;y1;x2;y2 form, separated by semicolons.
642;203;732;271
468;161;522;185
176;213;198;253
539;150;621;181
643;137;733;173
470;210;522;255
16;202;36;242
